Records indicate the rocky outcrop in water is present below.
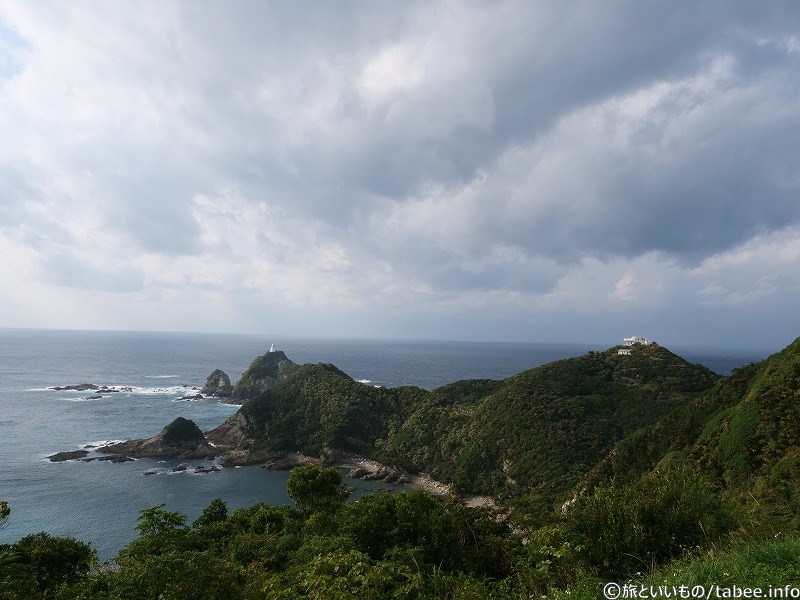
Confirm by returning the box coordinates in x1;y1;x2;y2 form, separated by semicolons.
50;384;98;391
48;450;90;462
101;417;219;460
200;369;233;398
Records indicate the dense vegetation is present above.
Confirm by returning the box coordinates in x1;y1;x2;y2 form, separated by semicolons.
231;350;301;401
2;461;797;599
235;344;719;498
4;338;800;597
162;417;205;445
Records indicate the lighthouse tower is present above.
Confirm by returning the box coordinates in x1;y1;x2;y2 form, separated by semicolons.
269;343;275;353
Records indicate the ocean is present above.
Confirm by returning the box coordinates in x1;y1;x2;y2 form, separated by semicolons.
0;329;767;560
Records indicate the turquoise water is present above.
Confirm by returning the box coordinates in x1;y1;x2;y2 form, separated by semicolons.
0;329;766;559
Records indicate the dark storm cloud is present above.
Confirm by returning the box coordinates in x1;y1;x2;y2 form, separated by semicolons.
164;0;800;278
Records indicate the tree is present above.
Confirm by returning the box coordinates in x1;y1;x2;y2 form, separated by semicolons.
1;532;96;595
193;498;228;528
121;504;190;559
0;501;9;528
287;465;350;514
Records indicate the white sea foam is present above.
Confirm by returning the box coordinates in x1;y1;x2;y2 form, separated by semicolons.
357;379;372;384
145;375;178;379
83;440;126;448
171;396;204;403
126;385;189;396
62;396;108;402
44;383;193;396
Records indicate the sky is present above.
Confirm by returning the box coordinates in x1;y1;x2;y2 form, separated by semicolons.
0;1;799;350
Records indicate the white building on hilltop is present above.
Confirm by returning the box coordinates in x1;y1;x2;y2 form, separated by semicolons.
623;336;652;346
269;343;276;352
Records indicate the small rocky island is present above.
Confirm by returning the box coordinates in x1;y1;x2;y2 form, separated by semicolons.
200;369;233;398
101;417;219;460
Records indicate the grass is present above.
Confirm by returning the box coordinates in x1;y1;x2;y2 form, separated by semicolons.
547;535;800;600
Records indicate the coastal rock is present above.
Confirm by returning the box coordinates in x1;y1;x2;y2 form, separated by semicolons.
101;417;220;460
348;467;370;479
195;465;221;474
50;383;98;391
200;369;233;398
261;453;321;471
206;411;280;466
206;412;249;448
217;449;268;467
346;462;412;485
96;455;135;463
47;450;90;462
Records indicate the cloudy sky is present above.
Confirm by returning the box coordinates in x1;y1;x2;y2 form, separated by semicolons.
1;1;799;350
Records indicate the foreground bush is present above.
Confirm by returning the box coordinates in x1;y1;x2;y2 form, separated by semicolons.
564;466;737;578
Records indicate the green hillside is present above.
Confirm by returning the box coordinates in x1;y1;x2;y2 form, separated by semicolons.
693;337;800;517
230;349;301;401
239;363;405;456
572;337;800;522
225;343;719;498
576;360;760;493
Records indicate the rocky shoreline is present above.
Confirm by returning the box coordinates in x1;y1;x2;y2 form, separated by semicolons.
44;349;494;505
254;452;454;498
47;440;458;499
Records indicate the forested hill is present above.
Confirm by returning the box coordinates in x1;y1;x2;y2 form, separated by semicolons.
573;336;800;518
212;343;720;498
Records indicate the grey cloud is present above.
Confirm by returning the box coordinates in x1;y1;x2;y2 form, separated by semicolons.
2;0;800;342
40;250;144;293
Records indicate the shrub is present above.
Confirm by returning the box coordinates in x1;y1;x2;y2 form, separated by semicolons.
564;466;736;578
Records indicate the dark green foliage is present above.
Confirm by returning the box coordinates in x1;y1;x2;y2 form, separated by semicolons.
238;344;719;499
696;339;800;488
379;344;719;496
70;482;510;598
193;498;228;528
0;500;8;526
0;531;96;597
287;465;349;514
563;467;736;578
231;349;301;400
577;362;761;493
161;417;204;445
240;364;405;456
122;504;190;561
338;491;461;566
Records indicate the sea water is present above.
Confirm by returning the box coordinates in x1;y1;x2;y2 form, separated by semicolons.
0;329;766;560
